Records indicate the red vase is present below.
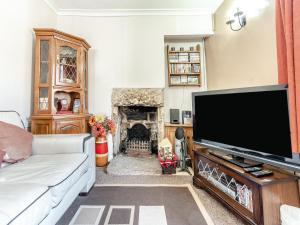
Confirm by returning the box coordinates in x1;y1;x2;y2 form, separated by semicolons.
95;136;108;167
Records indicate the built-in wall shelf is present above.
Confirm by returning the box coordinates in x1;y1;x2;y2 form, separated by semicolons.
167;44;201;87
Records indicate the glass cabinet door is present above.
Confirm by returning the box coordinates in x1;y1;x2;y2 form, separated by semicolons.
38;39;50;112
83;51;88;112
56;41;80;86
40;40;49;83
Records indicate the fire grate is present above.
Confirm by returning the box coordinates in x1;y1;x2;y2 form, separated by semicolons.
126;140;151;152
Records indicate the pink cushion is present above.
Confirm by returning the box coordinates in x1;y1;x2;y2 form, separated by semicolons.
0;121;33;161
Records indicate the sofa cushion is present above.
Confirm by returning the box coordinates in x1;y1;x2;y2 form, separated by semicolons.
0;153;89;207
0;210;10;225
0;150;5;167
0;121;33;162
0;183;51;225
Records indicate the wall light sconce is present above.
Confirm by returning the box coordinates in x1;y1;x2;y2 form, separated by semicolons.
226;8;246;31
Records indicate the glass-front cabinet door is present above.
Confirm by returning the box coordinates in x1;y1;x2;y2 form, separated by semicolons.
83;50;88;113
37;38;51;113
55;40;80;87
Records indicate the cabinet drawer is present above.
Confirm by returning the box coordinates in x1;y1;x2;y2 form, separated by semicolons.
55;119;84;134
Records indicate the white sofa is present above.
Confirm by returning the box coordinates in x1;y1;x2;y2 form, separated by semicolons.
281;204;300;225
0;111;95;225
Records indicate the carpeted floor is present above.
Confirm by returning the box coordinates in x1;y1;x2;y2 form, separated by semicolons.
56;155;245;225
96;167;245;225
57;185;213;225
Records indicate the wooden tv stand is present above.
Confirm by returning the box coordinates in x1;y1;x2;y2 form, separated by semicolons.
193;149;300;225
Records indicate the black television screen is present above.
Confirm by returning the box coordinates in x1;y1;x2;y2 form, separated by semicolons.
192;85;293;159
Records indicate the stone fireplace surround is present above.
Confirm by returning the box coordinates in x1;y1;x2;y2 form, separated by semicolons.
112;88;164;155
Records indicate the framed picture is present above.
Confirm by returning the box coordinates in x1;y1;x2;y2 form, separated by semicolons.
182;111;192;124
73;98;81;113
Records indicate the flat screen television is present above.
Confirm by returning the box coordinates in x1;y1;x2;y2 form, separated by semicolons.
192;84;300;171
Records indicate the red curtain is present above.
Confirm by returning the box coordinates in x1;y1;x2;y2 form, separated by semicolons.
276;0;300;153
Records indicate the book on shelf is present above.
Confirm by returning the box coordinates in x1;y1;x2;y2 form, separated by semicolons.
181;75;188;84
188;76;199;84
170;64;192;74
192;64;200;73
178;53;189;62
169;53;178;63
189;53;200;62
170;76;181;85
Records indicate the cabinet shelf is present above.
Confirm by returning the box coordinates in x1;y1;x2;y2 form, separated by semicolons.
170;73;200;75
169;62;200;64
169;50;200;53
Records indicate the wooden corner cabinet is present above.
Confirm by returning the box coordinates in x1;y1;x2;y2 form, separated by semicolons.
31;28;91;134
193;148;300;225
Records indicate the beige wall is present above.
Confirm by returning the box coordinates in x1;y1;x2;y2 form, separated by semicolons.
0;0;57;125
57;15;213;117
205;0;278;90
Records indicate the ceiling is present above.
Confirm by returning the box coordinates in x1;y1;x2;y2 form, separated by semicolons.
45;0;224;14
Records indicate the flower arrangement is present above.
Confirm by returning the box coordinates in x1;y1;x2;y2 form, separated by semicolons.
89;113;116;138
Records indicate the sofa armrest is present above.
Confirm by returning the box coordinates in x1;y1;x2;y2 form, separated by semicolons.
83;135;96;189
32;134;94;155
